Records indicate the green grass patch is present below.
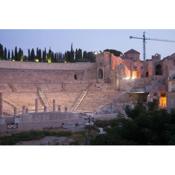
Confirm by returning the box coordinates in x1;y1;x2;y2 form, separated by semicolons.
0;130;72;145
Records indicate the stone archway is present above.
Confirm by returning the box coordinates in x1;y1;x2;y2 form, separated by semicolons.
98;68;104;79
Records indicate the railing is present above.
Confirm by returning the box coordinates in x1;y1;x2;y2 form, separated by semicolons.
71;83;92;112
37;88;51;110
3;99;16;108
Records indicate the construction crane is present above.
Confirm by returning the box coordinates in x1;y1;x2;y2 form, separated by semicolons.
130;31;175;61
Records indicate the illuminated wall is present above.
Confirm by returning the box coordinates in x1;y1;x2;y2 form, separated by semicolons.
111;55;123;70
132;70;138;79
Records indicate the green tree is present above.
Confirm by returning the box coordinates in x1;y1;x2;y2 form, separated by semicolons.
11;50;14;60
0;43;3;59
104;49;122;57
14;46;18;60
7;50;10;60
86;52;96;62
91;104;175;145
43;48;47;62
30;48;35;61
3;47;7;60
75;48;83;62
18;48;23;61
64;51;75;63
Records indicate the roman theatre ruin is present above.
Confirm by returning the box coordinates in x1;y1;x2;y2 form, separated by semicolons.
1;49;175;132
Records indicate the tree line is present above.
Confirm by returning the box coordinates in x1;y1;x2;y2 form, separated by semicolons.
0;43;96;63
91;103;175;145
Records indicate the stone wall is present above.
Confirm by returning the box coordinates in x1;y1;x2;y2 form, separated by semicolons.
0;68;96;84
167;92;175;110
0;61;97;84
0;112;82;133
0;60;96;70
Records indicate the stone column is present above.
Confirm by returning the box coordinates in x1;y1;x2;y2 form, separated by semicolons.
22;106;25;114
0;93;2;117
44;106;47;112
14;107;17;117
53;99;56;112
58;105;61;112
25;107;28;113
35;98;38;113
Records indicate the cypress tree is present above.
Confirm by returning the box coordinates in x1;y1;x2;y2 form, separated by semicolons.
18;48;23;61
3;47;7;60
7;50;10;60
83;51;87;62
11;50;14;60
0;43;3;59
14;47;18;60
31;48;35;61
43;48;47;62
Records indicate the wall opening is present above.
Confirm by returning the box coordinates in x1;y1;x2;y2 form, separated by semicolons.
132;70;138;79
155;64;162;75
74;74;77;80
98;68;103;79
159;93;167;108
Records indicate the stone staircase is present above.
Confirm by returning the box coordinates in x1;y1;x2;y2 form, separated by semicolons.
76;87;117;113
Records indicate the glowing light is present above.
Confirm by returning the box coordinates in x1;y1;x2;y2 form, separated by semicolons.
47;59;52;64
35;59;39;63
159;96;167;108
131;76;136;80
132;70;138;79
123;77;130;80
123;76;136;80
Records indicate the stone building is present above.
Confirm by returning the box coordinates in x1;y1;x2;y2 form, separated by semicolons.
96;49;175;110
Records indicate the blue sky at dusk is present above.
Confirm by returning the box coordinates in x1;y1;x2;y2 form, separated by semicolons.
0;29;175;59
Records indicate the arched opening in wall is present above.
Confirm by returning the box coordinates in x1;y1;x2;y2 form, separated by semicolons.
74;74;77;80
132;70;138;79
155;64;162;75
146;72;149;77
98;68;103;79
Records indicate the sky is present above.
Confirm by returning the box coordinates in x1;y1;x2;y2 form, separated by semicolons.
0;29;175;59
